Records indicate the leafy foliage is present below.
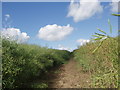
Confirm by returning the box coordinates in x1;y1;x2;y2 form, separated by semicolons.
73;37;118;88
2;39;71;88
73;19;118;88
92;19;112;53
112;14;120;16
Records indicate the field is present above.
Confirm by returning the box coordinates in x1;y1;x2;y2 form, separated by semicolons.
1;1;119;89
2;38;71;88
2;35;119;88
73;36;119;88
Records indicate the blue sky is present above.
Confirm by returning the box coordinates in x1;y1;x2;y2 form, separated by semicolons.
2;1;118;51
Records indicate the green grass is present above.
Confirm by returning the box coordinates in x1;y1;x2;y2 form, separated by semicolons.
73;36;118;88
2;38;71;88
31;83;48;88
2;37;118;88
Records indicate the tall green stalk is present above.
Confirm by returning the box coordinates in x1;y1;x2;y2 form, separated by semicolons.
92;19;112;53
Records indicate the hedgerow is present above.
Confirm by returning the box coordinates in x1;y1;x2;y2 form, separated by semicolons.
73;18;118;88
2;39;71;88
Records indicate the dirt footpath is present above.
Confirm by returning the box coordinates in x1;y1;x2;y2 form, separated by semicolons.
48;59;91;88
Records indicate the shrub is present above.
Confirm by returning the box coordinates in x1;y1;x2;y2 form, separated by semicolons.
73;36;118;88
2;39;70;88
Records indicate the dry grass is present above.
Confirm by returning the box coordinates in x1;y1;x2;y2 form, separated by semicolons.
73;37;118;88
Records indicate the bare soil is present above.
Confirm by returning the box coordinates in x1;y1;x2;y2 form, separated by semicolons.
45;59;91;88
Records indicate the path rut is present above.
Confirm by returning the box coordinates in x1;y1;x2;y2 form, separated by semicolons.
47;59;91;88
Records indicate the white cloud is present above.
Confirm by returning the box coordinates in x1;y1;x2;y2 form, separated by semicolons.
67;0;103;22
57;44;72;52
1;28;30;43
5;14;10;18
76;39;90;46
110;0;120;12
3;14;13;29
5;14;10;21
38;24;73;41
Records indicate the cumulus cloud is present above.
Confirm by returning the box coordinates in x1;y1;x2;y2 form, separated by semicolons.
76;39;90;46
38;24;73;41
110;0;120;12
1;28;30;43
67;0;103;22
57;44;72;51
